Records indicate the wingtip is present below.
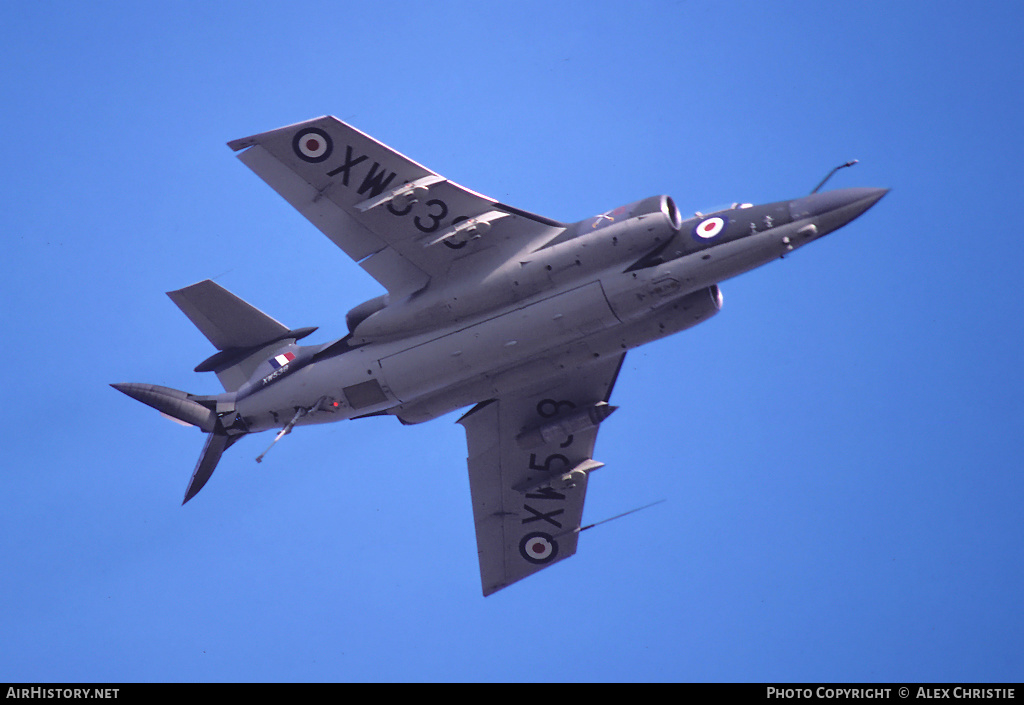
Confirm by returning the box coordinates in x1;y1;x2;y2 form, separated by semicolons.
227;115;336;153
226;136;255;152
482;583;505;598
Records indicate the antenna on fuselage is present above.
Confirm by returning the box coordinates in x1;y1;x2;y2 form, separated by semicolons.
811;160;859;194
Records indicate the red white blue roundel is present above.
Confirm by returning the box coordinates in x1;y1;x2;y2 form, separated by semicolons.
519;532;559;564
693;216;726;241
292;128;333;163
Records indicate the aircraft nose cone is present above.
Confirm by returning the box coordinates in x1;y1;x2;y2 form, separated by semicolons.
789;187;888;220
789;187;888;237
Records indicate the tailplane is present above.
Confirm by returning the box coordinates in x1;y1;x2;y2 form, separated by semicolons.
167;280;316;391
114;280;318;503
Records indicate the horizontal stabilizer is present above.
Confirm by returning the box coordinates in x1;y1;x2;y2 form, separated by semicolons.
167;280;316;391
168;280;288;351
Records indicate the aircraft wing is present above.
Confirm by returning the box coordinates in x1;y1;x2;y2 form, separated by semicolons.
228;116;563;298
457;354;625;596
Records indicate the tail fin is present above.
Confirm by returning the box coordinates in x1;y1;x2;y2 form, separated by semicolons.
167;280;316;391
183;431;241;504
110;382;241;503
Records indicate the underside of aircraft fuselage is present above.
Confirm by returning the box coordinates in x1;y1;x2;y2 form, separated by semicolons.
232;186;885;433
113;115;886;594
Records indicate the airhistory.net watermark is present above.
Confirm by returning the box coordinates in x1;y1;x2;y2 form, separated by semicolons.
6;688;118;699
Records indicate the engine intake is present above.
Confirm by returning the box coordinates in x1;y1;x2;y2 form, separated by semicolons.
581;194;682;236
346;295;388;334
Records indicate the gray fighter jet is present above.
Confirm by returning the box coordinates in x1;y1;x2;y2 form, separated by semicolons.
113;116;886;596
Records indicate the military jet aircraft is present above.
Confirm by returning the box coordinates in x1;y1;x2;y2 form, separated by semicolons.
113;116;886;596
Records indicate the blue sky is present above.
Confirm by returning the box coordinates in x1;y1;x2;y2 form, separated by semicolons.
2;0;1022;683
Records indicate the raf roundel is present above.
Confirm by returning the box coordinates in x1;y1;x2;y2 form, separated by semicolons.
519;532;559;564
693;216;726;241
292;128;333;163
